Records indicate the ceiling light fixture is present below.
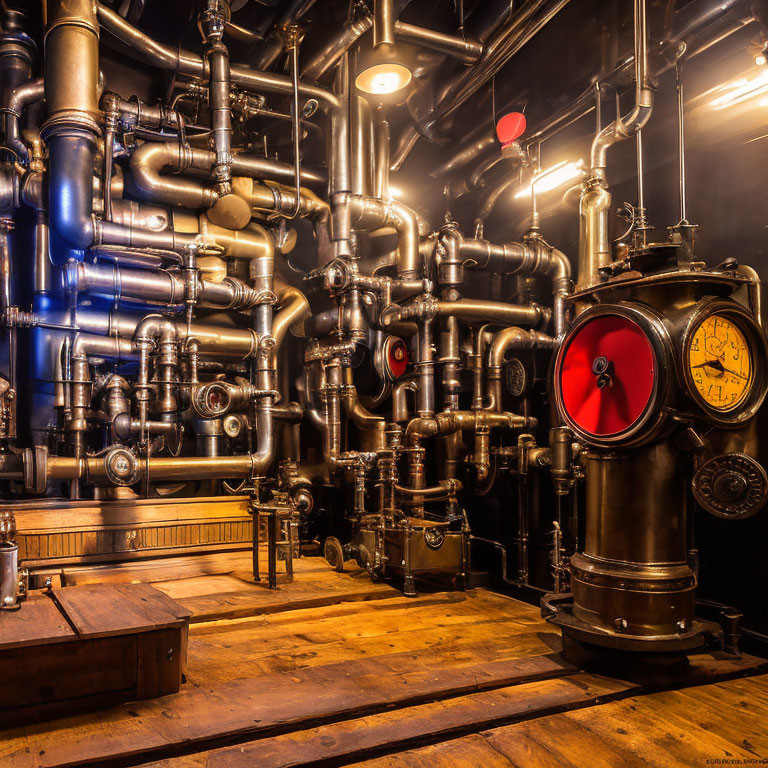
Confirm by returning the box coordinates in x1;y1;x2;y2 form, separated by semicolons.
355;0;412;96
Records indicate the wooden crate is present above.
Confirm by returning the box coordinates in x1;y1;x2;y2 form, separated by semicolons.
0;583;190;726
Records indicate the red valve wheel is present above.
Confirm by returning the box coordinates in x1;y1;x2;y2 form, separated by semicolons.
558;314;656;437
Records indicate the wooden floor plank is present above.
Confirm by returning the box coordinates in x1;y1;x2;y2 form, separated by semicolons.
342;733;516;768
343;671;768;768
5;550;766;768
137;673;631;768
184;591;558;684
0;651;573;768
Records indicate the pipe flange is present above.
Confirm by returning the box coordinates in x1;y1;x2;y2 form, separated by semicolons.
40;112;101;141
24;445;47;495
103;446;138;486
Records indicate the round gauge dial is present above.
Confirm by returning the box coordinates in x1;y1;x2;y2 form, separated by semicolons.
687;314;752;411
558;314;657;438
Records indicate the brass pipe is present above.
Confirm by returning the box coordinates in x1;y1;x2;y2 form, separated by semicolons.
373;108;390;200
373;0;396;49
486;327;557;410
405;409;533;444
230;178;330;222
343;367;386;452
348;194;421;277
129;142;326;211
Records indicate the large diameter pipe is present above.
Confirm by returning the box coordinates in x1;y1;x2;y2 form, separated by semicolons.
43;0;101;252
44;0;100;125
350;95;374;197
67;261;271;311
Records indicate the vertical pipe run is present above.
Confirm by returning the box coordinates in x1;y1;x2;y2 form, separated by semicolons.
416;318;435;417
203;0;233;196
287;27;303;219
351;95;374;197
43;0;101;255
373;0;396;49
676;54;687;223
330;54;353;258
373;108;390;199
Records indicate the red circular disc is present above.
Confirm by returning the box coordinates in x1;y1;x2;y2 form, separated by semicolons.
385;337;409;379
559;314;656;437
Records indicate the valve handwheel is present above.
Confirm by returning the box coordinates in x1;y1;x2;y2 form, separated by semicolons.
558;314;656;438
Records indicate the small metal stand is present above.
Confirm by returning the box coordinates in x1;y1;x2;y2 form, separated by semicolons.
251;495;298;589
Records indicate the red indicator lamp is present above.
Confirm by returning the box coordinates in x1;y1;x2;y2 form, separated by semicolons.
558;314;656;437
495;112;526;149
384;336;409;380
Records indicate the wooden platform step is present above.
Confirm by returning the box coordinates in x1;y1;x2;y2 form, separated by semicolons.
135;653;767;768
0;650;575;768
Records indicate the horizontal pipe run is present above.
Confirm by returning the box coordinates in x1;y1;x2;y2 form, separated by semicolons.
66;262;270;311
435;299;544;326
395;22;483;63
96;5;339;111
302;15;482;80
405;409;535;444
129;142;326;210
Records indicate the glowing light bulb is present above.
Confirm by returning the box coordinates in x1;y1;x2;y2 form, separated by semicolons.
756;54;767;67
355;63;412;95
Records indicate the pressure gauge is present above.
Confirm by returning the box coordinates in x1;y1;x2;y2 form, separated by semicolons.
682;301;767;424
554;305;671;446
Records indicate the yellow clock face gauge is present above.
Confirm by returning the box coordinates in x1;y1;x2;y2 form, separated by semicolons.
688;314;753;411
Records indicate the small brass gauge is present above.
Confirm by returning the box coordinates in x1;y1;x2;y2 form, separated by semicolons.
687;314;752;412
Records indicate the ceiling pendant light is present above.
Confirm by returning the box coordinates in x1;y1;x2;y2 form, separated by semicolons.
355;0;412;96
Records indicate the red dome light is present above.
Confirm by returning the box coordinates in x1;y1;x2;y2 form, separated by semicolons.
496;112;526;148
558;314;656;437
385;337;409;379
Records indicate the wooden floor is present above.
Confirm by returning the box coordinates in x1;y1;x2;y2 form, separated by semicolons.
345;674;768;767
1;549;766;768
